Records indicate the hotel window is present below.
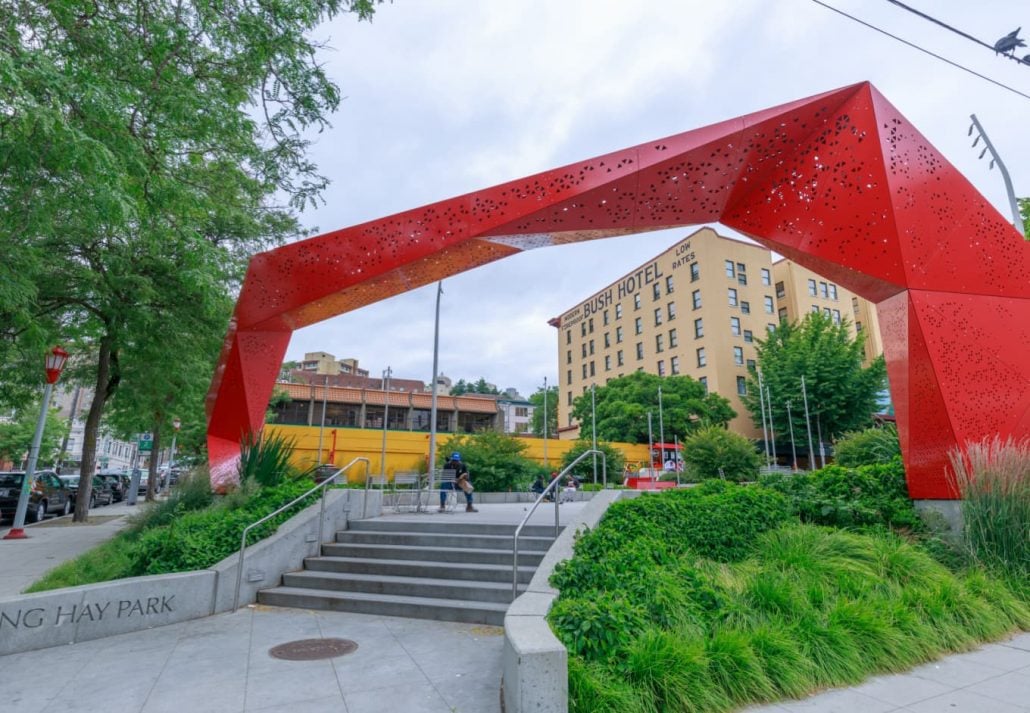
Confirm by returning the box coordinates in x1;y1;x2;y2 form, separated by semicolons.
694;318;704;338
778;307;788;321
670;356;680;375
741;300;750;315
730;316;741;336
581;323;586;337
768;323;777;332
616;303;623;319
823;307;832;318
829;284;838;300
832;309;841;324
776;281;786;298
636;342;644;360
634;294;641;310
589;317;594;333
819;282;828;298
603;309;609;326
737;375;747;395
604;332;610;348
567;391;572;405
737;263;747;285
743;329;753;343
566;350;572;364
808;279;817;296
728;288;738;307
590;361;595;377
582;364;587;379
856;321;864;332
667;302;677;320
616;326;624;343
654;307;663;326
589;339;595;355
696;347;707;367
635;317;643;335
699;376;708;392
733;346;744;365
690;262;700;281
605;355;611;371
669;328;678;348
761;268;771;286
692;289;702;309
725;260;735;278
764;296;774;314
746;358;757;371
657;360;666;376
581;343;587;358
852;297;860;315
566;331;571;344
656;334;664;353
567;369;572;384
666;275;674;293
617;350;624;366
812;305;821;314
653;283;661;301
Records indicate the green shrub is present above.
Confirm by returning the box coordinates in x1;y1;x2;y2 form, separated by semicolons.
948;436;1030;578
760;458;921;531
833;424;900;467
238;430;301;487
559;440;625;484
437;431;544;491
681;426;762;482
125;469;214;534
549;594;646;663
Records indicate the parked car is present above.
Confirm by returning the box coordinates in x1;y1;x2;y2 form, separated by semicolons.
96;472;131;502
0;470;72;522
58;475;115;508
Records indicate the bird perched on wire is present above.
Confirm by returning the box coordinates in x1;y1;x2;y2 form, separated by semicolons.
994;28;1026;55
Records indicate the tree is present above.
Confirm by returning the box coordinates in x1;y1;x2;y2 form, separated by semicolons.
743;312;887;454
0;2;381;519
450;378;500;396
437;431;545;492
569;372;734;444
559;440;625;484
529;385;559;437
681;426;761;482
1019;197;1029;240
0;403;69;468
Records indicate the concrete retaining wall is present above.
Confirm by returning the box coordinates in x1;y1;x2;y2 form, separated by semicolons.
502;489;625;713
0;488;382;656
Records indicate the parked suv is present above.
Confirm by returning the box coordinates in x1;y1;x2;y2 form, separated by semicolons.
58;475;114;509
0;471;72;522
96;472;131;502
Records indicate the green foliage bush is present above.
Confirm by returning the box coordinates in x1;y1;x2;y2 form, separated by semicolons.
681;425;762;482
238;430;302;487
551;478;1030;712
759;457;921;531
437;431;545;491
833;424;900;467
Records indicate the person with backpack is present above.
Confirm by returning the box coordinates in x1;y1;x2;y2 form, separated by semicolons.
440;452;478;512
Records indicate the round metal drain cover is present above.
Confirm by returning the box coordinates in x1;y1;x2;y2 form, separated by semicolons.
269;638;358;661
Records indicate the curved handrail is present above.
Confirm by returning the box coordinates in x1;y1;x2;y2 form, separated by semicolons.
233;456;370;611
512;449;606;601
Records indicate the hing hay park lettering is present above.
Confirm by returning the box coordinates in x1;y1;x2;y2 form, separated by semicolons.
0;595;175;630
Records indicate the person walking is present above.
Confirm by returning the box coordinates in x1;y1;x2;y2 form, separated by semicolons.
440;452;478;512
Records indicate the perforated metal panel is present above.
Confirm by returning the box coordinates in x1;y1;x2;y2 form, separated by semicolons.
206;82;1030;499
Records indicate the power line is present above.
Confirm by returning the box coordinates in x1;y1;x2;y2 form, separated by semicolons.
810;0;1030;103
887;0;1028;66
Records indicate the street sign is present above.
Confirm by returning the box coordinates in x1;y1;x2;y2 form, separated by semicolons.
138;432;153;452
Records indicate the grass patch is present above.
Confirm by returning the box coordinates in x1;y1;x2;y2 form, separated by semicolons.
550;481;1029;712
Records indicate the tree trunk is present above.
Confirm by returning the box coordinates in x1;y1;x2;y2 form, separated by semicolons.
146;417;163;502
74;336;118;522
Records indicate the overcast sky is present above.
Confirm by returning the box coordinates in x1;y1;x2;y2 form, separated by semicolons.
281;0;1029;397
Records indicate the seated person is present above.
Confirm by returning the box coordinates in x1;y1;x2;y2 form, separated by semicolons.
531;475;546;496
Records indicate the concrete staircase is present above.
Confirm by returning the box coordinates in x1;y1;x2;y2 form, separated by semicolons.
257;518;561;626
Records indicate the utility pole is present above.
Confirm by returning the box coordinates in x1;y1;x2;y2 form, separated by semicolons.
766;384;777;467
316;375;329;466
786;400;798;472
801;376;815;471
647;412;655;480
757;371;770;468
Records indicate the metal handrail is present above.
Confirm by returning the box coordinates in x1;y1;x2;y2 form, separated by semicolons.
233;457;370;611
512;449;606;601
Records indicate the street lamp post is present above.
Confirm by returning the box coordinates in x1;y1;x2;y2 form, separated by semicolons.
658;384;665;469
5;346;69;540
785;400;799;472
542;376;548;467
591;383;597;484
380;366;392;482
167;417;181;489
801;376;815;472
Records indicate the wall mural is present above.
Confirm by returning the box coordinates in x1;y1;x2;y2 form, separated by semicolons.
206;82;1029;499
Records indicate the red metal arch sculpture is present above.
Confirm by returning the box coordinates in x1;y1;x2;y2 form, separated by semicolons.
206;82;1030;498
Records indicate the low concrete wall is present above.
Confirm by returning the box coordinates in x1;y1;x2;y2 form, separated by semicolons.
502;489;624;713
0;487;382;656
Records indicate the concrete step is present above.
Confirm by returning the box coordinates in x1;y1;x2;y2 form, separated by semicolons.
347;519;562;538
305;556;537;584
335;530;554;551
258;586;509;626
321;542;544;566
282;570;522;603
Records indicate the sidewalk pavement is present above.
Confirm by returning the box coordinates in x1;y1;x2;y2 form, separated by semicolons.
0;499;142;598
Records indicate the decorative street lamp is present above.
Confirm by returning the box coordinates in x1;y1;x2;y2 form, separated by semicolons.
4;345;69;540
